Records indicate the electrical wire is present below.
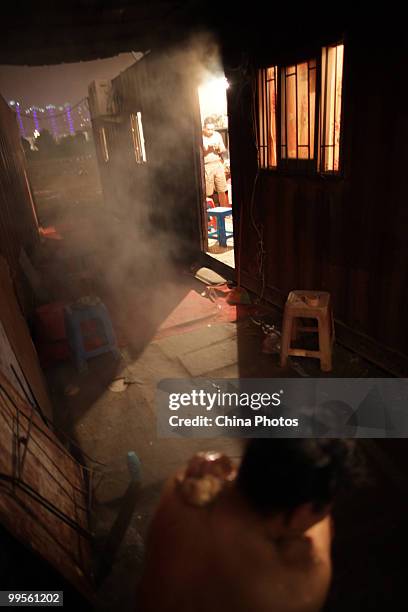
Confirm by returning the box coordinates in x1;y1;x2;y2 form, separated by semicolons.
247;64;285;304
0;381;135;494
248;65;266;302
0;386;133;525
0;382;111;475
0;387;91;499
0;483;91;576
0;472;92;540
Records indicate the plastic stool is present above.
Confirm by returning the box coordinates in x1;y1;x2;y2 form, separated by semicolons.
64;299;121;373
280;290;335;372
206;198;217;231
207;207;233;246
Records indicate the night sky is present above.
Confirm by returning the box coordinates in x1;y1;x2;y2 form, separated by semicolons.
0;53;139;109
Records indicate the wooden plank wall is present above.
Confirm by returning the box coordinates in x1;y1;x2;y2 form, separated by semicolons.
226;31;408;364
0;371;93;599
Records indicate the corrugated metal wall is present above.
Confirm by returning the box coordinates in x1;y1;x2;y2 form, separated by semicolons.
88;36;408;369
226;32;408;368
89;52;203;259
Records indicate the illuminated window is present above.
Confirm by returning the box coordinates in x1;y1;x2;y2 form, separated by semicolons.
130;112;147;164
99;127;109;162
281;60;316;160
258;67;277;168
257;43;344;174
318;44;344;173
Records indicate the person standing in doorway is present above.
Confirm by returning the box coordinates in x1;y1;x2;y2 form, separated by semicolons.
202;117;228;206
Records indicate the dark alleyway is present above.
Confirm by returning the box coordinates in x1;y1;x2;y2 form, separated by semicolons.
2;12;408;610
29;178;408;611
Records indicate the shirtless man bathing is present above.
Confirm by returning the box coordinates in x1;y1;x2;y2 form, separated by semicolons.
137;439;359;612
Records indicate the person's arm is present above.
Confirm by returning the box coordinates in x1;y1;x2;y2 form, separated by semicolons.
203;139;221;155
203;139;212;154
137;453;235;610
304;516;333;611
215;132;226;155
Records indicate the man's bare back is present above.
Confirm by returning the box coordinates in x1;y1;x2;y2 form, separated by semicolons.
137;452;332;612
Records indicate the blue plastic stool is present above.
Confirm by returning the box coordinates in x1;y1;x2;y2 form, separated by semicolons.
207;207;233;246
64;300;121;373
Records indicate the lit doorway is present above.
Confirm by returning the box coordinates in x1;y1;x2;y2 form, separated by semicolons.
198;74;234;269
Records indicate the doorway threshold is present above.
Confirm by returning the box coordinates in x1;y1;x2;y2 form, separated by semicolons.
198;252;236;283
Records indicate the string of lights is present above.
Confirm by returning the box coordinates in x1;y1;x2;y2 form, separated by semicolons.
9;96;89;119
9;97;91;139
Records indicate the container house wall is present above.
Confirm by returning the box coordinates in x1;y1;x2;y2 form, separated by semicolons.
0;94;39;308
225;30;408;364
90;51;204;262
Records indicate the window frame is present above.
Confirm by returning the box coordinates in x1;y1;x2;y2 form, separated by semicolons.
276;57;320;174
257;41;344;177
99;126;109;163
257;66;278;169
130;111;147;164
318;43;345;176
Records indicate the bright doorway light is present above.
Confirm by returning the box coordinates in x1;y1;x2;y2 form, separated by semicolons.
198;75;229;126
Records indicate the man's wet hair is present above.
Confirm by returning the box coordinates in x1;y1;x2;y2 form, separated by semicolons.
237;439;363;515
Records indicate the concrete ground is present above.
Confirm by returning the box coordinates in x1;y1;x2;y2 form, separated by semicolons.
29;158;408;611
44;265;408;612
206;215;235;268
